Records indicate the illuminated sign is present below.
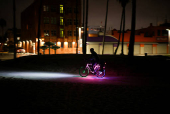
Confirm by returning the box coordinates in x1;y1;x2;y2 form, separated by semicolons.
156;37;168;41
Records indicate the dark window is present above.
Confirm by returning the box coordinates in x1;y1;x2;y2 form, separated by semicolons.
74;19;78;25
44;17;49;24
74;30;76;36
144;32;148;37
51;17;56;24
68;42;72;48
61;42;64;48
67;30;72;36
51;5;56;12
51;30;56;36
67;7;72;13
157;30;161;36
162;30;168;36
67;19;72;25
74;8;78;13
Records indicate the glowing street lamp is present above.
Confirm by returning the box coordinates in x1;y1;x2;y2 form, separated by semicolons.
166;29;170;54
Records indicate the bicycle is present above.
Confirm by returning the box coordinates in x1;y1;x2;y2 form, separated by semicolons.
79;60;106;78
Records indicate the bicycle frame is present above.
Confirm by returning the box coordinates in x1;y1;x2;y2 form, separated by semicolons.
86;63;100;73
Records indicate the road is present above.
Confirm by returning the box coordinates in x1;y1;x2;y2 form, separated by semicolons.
0;71;169;87
0;53;36;61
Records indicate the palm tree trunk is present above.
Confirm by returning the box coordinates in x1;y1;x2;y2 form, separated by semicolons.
76;0;78;54
121;7;125;55
13;0;16;59
84;0;88;54
128;0;136;57
38;0;42;55
114;9;124;55
102;0;109;55
82;0;85;54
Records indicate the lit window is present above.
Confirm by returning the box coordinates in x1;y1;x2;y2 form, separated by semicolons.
68;42;72;48
43;5;49;11
44;30;49;36
17;37;20;40
60;5;63;13
60;17;63;25
60;29;64;37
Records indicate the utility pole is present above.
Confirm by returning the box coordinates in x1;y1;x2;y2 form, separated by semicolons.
37;0;42;55
82;0;85;54
84;0;88;54
76;0;78;54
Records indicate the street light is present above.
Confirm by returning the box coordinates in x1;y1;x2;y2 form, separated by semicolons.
166;29;170;54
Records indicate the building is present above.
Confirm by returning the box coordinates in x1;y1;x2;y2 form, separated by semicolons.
21;0;81;54
86;22;170;55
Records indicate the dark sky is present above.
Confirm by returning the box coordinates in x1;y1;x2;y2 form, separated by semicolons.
0;0;170;33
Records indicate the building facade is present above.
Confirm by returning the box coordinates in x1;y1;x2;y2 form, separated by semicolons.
86;23;170;55
21;0;81;54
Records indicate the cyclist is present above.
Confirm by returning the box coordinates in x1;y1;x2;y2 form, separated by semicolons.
87;48;102;72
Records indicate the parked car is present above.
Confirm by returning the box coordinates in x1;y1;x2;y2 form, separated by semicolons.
16;47;25;53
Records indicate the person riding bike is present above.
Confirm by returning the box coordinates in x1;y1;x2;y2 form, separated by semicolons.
87;48;103;72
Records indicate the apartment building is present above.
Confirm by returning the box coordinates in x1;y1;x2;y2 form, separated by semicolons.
21;0;81;54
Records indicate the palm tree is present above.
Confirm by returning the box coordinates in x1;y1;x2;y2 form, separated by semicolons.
128;0;136;58
102;0;109;55
115;0;129;55
52;45;60;54
45;41;55;55
13;0;16;59
0;18;6;43
40;46;48;55
114;10;124;55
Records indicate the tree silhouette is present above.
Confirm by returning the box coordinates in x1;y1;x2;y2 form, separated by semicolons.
0;18;6;43
13;0;16;59
44;41;55;55
128;0;136;58
40;46;47;55
115;0;129;55
102;0;109;55
52;45;60;54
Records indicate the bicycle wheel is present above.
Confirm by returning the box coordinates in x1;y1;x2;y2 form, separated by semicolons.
95;67;105;78
79;66;89;77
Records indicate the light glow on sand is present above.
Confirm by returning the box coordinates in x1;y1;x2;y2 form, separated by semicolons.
0;71;78;80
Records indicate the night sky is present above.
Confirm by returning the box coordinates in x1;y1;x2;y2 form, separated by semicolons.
0;0;170;34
